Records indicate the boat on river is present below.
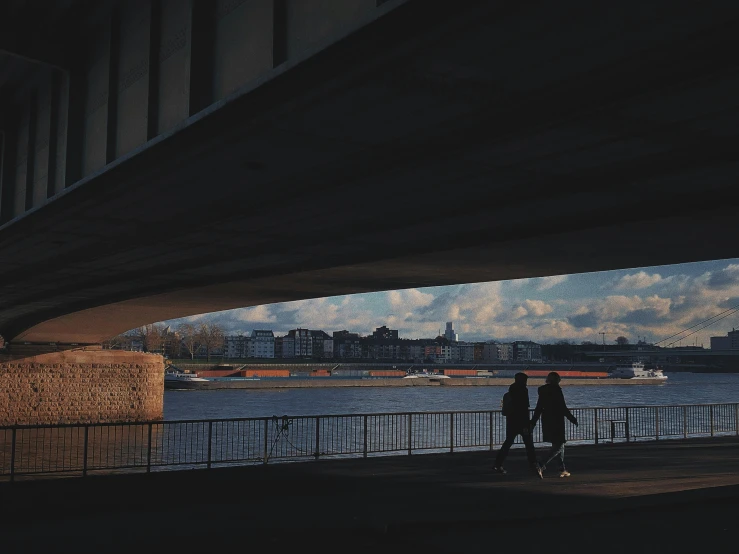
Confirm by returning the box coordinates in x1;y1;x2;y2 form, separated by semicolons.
403;371;450;380
164;370;209;389
609;361;668;380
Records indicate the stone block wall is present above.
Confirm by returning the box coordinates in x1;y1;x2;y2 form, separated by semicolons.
0;349;164;425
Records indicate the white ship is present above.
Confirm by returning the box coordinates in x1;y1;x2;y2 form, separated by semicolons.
164;370;209;388
609;361;667;380
403;371;450;379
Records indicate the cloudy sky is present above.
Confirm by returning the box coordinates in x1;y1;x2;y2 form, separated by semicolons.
160;258;739;347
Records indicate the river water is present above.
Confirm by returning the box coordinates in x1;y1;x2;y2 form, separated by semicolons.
163;372;739;420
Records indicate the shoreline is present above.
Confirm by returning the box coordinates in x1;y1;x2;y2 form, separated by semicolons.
165;376;667;390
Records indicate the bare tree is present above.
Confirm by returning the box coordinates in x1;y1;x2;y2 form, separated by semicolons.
196;322;225;362
139;323;166;353
102;333;130;350
615;336;629;346
177;323;200;360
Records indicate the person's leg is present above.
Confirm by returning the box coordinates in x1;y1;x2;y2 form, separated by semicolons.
521;430;537;466
558;443;568;473
494;430;516;469
540;442;565;469
522;430;543;478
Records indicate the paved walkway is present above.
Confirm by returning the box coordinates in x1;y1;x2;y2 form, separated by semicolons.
1;437;738;553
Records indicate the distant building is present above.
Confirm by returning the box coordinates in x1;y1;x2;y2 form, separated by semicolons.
372;326;399;340
461;343;475;362
424;343;451;363
445;322;459;342
512;341;542;363
470;342;483;361
225;335;250;358
333;330;362;359
366;326;402;359
251;330;275;358
482;342;499;362
310;330;333;359
451;342;475;362
405;340;425;362
497;343;512;362
277;329;332;359
281;329;312;358
322;337;334;358
710;328;739;350
280;333;295;358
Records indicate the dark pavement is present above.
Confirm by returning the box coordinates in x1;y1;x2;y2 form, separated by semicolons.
1;437;738;553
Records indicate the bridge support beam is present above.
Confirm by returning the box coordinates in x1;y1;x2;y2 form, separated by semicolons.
0;348;163;426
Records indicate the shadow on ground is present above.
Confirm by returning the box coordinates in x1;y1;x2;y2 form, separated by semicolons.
1;437;738;553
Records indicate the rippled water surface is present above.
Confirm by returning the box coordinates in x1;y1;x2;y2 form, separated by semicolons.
164;372;739;420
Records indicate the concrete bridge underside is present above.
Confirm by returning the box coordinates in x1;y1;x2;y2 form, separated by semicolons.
3;0;739;346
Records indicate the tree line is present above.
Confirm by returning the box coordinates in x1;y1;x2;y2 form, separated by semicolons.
103;322;225;361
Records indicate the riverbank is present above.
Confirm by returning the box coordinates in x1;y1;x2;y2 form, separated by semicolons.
165;376;667;390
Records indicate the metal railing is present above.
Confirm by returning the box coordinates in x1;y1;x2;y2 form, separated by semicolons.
1;402;738;481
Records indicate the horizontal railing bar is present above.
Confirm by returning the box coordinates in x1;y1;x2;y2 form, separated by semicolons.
4;402;739;431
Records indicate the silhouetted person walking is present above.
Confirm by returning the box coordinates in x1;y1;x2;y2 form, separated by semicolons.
531;371;578;478
493;372;538;475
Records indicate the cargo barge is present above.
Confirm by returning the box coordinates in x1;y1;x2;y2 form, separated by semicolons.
164;364;666;390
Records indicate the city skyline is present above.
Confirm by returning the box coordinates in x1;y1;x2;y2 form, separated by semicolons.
159;257;739;347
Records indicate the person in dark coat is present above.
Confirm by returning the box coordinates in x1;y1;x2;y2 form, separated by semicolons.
530;371;578;478
493;372;538;475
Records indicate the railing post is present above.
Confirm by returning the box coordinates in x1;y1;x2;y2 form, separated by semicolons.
449;413;454;453
710;405;715;437
363;415;368;458
407;413;412;456
263;419;269;465
314;417;320;460
83;425;89;477
683;406;688;439
655;407;659;441
207;422;212;469
735;404;739;436
10;428;16;482
146;423;152;473
625;408;630;443
594;409;599;445
489;411;494;450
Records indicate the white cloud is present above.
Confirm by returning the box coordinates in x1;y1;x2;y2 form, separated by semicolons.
387;288;434;309
447;304;461;321
524;299;554;316
536;275;568;291
595;295;648;319
234;305;276;323
615;271;667;290
584;294;673;322
456;282;505;325
282;297;377;333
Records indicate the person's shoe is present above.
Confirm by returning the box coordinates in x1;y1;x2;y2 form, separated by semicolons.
493;466;506;474
559;470;571;478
